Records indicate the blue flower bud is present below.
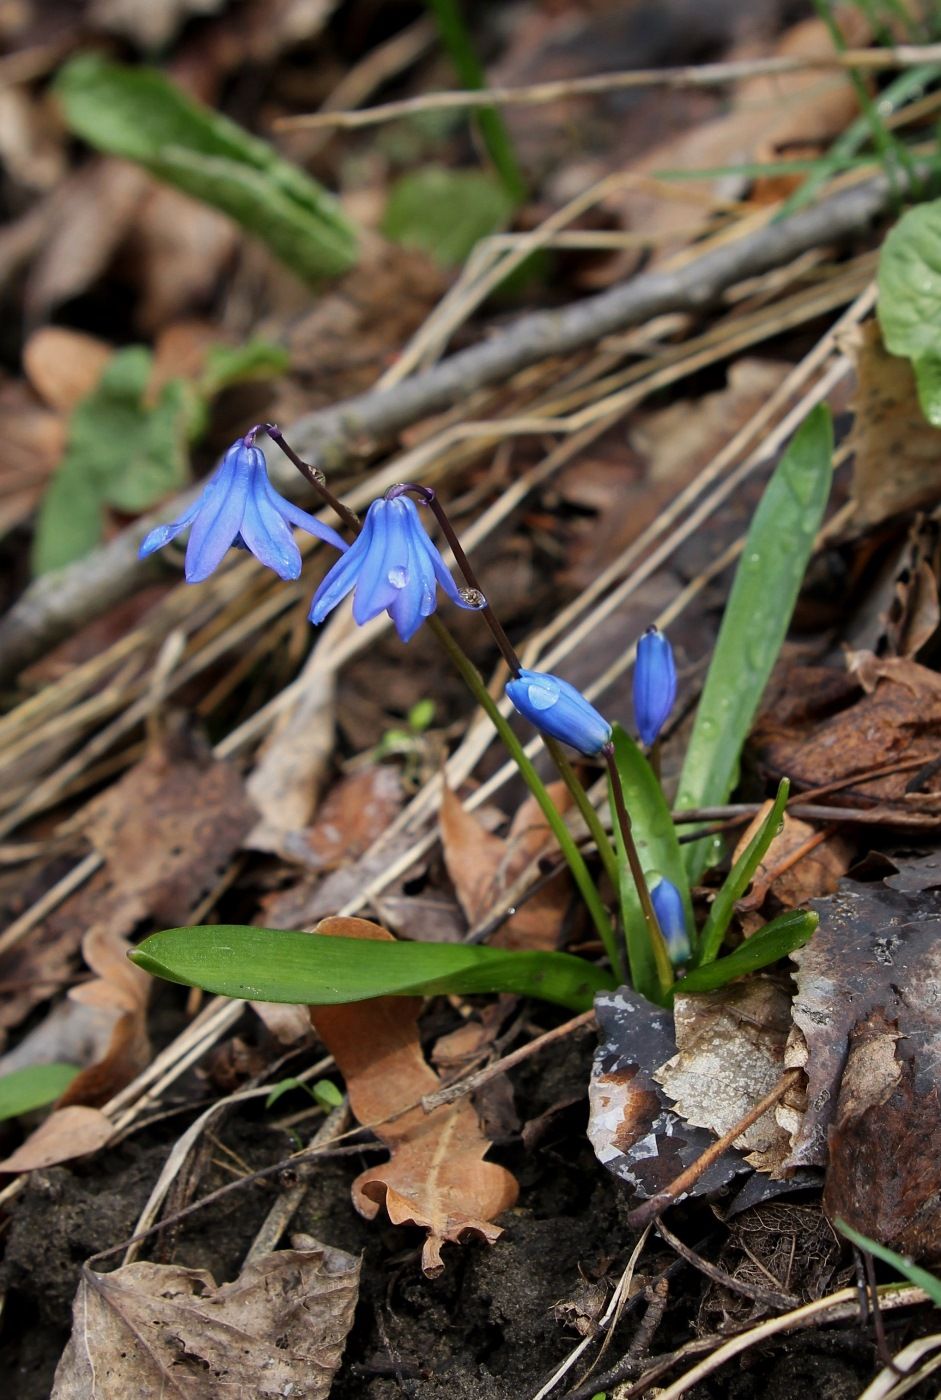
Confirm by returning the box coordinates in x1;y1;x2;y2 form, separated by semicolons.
505;668;612;757
633;626;676;747
650;876;690;965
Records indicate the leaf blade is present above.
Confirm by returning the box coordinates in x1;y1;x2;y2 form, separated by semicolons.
130;925;615;1012
678;910;817;995
694;778;790;966
677;406;833;882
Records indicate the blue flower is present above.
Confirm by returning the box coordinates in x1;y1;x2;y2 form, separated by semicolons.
308;494;480;643
506;668;612;756
650;876;691;965
139;438;347;583
633;626;677;747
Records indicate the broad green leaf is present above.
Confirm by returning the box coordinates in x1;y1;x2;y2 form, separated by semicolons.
677;910;817;996
130;925;615;1012
913;352;941;426
0;1063;80;1121
199;341;291;399
878;199;941;363
609;724;691;1000
835;1219;941;1307
55;55;357;283
677;405;833;882
32;348;191;573
694;779;789;967
382;165;514;265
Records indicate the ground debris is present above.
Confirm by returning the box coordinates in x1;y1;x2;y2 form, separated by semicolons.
51;1237;359;1400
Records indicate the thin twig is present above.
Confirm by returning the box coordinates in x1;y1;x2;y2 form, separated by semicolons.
420;1008;596;1112
275;45;941;130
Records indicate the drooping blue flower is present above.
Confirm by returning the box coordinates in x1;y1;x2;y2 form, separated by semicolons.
308;494;481;643
506;668;612;757
633;626;677;747
139;437;347;583
650;876;691;965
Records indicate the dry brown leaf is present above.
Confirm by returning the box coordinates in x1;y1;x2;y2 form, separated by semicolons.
23;327;114;415
56;924;152;1108
296;765;403;871
128;182;239;334
0;722;255;1044
51;1237;359;1399
0;1106;113;1173
589;987;748;1198
89;0;227;51
780;880;941;1263
756;655;941;818
847;320;941;526
440;782;572;949
654;980;792;1173
310;917;518;1276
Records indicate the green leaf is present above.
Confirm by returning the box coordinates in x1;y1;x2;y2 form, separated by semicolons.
312;1079;344;1109
678;910;817;996
199;340;291;399
0;1063;80;1121
834;1219;941;1307
382;165;514;265
55;55;357;283
913;352;941;426
677;405;833;883
694;779;789;967
32;348;192;573
609;724;692;1001
878;199;941;363
130;925;615;1012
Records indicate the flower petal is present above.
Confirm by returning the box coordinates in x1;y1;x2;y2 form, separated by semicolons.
405;499;478;611
351;499;409;624
138;492;203;559
388;514;432;641
308;505;377;624
263;479;348;555
239;469;303;580
183;444;250;583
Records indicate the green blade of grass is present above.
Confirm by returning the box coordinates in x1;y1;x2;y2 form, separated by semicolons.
835;1219;941;1307
693;779;789;967
677;909;817;996
130;925;616;1012
677;405;833;884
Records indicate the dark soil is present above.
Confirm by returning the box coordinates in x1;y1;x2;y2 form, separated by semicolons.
1;1014;935;1400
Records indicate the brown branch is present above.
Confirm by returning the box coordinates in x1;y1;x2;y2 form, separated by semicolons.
0;169;910;681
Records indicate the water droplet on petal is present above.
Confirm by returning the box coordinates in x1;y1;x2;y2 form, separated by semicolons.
387;566;408;589
527;679;559;712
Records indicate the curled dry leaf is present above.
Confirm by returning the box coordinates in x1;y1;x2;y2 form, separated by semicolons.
654;981;792;1174
310;917;518;1276
588;986;747;1199
0;1105;113;1173
783;880;941;1259
0;925;151;1172
440;781;573;949
51;1238;360;1400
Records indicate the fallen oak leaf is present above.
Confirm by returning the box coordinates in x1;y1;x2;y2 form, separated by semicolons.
0;1105;113;1173
309;916;518;1276
51;1237;359;1400
440;781;574;949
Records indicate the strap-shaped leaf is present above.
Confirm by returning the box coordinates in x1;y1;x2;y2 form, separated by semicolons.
678;909;817;996
694;778;789;967
677;405;833;882
130;925;615;1012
